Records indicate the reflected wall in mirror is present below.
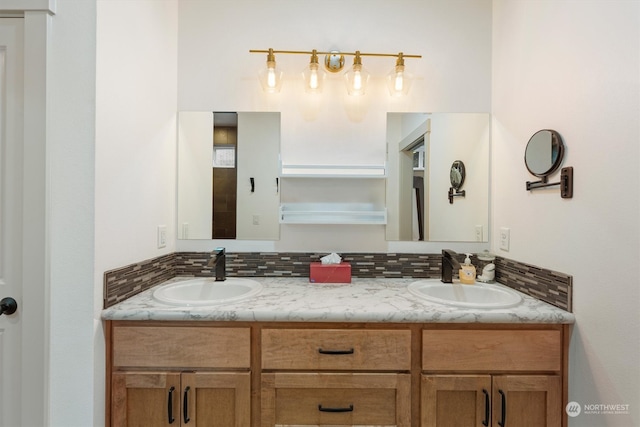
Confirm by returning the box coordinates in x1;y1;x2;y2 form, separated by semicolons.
177;112;281;240
386;113;490;242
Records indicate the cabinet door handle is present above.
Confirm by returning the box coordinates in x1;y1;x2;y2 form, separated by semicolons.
498;389;506;427
482;389;490;426
167;386;175;424
317;348;354;355
318;404;354;413
183;386;191;424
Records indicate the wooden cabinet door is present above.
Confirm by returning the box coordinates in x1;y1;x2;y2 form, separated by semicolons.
492;375;561;427
181;372;251;427
421;375;492;427
112;372;181;427
112;372;250;427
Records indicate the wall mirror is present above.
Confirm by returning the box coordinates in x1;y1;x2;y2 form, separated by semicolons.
177;111;281;240
386;113;490;242
524;129;564;177
524;129;573;198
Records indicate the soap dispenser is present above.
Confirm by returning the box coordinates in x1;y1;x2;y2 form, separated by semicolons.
459;253;476;284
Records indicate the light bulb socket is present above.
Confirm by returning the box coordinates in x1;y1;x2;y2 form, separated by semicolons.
310;49;319;65
266;48;276;63
353;51;363;66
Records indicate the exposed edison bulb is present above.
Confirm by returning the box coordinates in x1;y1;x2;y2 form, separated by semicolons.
309;68;319;89
353;69;363;91
394;70;404;92
267;66;277;88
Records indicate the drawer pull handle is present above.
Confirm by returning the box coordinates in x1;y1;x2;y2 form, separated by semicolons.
183;386;191;424
482;389;490;426
318;348;354;355
498;389;506;427
318;404;354;413
167;386;175;424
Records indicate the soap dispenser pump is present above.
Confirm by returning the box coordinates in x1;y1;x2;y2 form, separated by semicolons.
459;253;476;284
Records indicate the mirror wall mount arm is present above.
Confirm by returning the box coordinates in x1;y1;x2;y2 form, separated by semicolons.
526;166;574;198
448;187;466;204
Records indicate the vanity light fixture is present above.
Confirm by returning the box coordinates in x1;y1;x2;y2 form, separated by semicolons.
250;48;421;95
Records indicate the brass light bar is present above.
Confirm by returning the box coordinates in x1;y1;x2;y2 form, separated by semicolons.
249;49;422;59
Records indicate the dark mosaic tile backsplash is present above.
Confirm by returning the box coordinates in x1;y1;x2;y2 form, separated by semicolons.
103;254;175;308
104;252;572;312
495;257;573;312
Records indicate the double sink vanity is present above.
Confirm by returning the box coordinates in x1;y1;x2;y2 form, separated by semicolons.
106;91;574;426
102;272;574;427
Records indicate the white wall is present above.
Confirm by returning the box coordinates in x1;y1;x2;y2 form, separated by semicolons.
95;0;178;424
47;1;96;425
492;1;639;425
176;0;492;254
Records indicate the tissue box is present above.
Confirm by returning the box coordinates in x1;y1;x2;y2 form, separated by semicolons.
309;262;351;284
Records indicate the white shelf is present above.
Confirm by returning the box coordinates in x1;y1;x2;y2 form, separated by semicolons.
280;203;387;225
280;163;387;178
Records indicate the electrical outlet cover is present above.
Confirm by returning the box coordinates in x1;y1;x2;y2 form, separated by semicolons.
499;227;510;251
157;225;167;248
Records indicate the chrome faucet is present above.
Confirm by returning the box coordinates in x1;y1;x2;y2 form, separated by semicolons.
441;249;461;283
207;247;226;281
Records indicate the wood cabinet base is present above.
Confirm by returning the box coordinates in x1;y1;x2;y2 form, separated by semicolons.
105;321;570;427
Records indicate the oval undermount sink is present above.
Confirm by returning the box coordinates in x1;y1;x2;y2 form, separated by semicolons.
407;279;522;309
153;277;263;307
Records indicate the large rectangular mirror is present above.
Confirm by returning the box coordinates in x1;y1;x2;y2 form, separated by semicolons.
177;111;281;240
386;113;490;242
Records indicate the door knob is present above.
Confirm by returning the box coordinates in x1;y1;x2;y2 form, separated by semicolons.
0;297;17;316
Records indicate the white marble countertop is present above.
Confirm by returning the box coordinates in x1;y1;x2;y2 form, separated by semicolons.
101;277;575;324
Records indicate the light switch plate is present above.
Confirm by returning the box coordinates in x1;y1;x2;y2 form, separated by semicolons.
499;227;510;251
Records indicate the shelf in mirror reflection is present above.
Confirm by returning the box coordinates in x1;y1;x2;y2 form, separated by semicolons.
280;163;387;178
279;203;387;225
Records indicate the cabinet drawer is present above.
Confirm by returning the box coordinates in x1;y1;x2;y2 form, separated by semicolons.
261;373;411;427
422;329;562;372
261;329;411;371
112;326;250;368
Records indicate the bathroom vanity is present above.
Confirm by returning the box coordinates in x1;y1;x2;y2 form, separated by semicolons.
102;277;574;427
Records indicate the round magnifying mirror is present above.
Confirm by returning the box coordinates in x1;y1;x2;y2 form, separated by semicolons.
449;160;466;190
524;130;564;177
